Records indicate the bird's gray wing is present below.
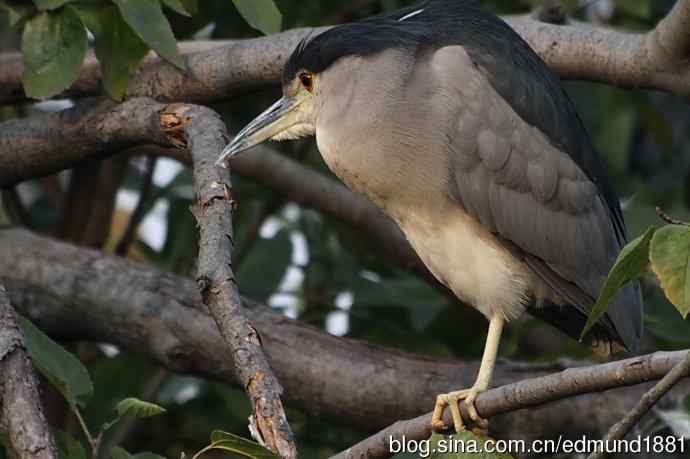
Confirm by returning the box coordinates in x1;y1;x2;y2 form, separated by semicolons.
434;45;641;351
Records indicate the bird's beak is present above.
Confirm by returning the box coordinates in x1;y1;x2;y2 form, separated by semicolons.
216;95;305;167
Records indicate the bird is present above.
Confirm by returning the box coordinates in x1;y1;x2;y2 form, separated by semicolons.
217;0;643;434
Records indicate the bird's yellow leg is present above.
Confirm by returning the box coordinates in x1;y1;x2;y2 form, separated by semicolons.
431;313;505;434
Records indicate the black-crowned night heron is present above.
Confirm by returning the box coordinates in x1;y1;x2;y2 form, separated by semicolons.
217;0;643;434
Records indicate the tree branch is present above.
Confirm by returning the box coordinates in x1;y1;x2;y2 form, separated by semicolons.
1;228;688;447
0;283;58;459
0;98;170;188
2;3;690;105
653;0;690;61
587;350;690;459
157;104;295;458
332;349;690;459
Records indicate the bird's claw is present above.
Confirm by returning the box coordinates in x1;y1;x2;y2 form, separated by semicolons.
431;388;488;435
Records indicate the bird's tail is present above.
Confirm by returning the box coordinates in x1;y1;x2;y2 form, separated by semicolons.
586;329;628;359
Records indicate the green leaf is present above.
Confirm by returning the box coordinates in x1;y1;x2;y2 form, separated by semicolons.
55;431;87;459
650;225;690;318
71;4;149;100
21;8;87;98
192;431;278;459
232;0;281;35
161;0;191;16
429;432;514;458
33;0;70;10
112;0;184;69
19;317;93;408
580;226;656;340
116;397;167;418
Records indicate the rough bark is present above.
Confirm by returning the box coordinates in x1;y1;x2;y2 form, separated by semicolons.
2;2;690;104
0;284;58;459
0;98;170;187
157;104;295;458
1;228;688;447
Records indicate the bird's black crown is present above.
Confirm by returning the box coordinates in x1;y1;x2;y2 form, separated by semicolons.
283;0;486;84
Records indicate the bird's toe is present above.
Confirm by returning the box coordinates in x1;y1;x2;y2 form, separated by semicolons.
431;388;489;435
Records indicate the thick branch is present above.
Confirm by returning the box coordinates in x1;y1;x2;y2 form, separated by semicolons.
3;3;690;104
1;228;688;446
158;104;295;458
653;0;690;61
0;284;58;459
0;98;170;187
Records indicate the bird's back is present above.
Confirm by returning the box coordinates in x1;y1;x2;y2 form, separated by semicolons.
414;0;643;353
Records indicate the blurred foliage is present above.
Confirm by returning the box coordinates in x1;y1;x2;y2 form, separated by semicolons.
1;0;690;458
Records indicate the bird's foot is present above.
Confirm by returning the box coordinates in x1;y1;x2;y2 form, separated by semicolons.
431;386;489;435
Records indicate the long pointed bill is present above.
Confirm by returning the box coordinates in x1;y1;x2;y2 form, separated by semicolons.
216;95;304;167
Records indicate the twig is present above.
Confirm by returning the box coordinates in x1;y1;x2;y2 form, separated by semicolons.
158;104;296;458
0;283;58;459
656;206;690;226
587;350;690;459
330;350;690;459
73;406;102;456
115;155;157;256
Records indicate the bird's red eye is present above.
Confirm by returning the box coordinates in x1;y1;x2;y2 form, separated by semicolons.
299;72;314;92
